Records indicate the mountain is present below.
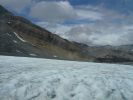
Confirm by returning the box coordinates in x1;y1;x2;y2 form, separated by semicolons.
0;5;93;61
86;45;133;63
0;5;133;63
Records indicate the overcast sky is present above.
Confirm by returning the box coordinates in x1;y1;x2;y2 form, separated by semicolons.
0;0;133;46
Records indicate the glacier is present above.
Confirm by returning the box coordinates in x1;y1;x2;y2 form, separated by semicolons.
0;56;133;100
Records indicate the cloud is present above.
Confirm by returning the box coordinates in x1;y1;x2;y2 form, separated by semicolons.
29;1;77;22
57;23;133;46
74;5;104;21
0;0;32;12
0;0;104;22
0;0;133;46
35;4;133;46
36;21;72;34
75;9;103;21
29;1;104;22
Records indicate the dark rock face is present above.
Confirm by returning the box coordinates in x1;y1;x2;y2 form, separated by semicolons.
0;5;133;63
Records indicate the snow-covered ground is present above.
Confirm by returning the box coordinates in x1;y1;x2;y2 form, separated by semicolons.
0;56;133;100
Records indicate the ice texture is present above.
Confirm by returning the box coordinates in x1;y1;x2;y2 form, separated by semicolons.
0;56;133;100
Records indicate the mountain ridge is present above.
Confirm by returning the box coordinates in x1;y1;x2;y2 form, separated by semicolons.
0;5;94;61
0;5;133;63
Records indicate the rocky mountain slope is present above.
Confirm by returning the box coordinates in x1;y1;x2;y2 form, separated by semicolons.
0;5;133;63
0;5;92;61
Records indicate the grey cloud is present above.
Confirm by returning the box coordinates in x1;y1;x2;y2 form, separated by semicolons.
75;9;103;21
38;20;133;46
0;0;133;46
36;4;133;46
29;1;105;22
36;22;71;34
60;23;133;46
29;1;77;22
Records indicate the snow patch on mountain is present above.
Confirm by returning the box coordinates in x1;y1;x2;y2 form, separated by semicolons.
14;32;26;42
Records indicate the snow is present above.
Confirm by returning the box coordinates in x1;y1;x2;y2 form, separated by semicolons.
13;40;17;43
13;32;26;42
7;33;12;37
16;50;22;53
0;56;133;100
53;55;58;58
29;54;37;56
8;22;11;24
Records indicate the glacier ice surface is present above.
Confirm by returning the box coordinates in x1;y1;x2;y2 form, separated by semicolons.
0;56;133;100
